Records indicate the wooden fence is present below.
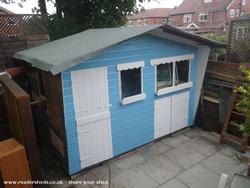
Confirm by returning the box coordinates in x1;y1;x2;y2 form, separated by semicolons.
0;35;49;69
197;60;250;136
0;14;48;38
0;14;49;69
0;74;41;180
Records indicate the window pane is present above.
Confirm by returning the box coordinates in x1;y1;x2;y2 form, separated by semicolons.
157;63;173;90
121;68;141;98
175;60;189;85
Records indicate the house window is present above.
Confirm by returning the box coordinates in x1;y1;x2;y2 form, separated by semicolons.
235;9;240;17
204;0;212;3
199;12;208;22
144;19;148;26
128;20;133;27
117;61;146;105
137;20;142;26
161;19;167;24
242;0;246;6
151;54;194;96
183;14;192;23
229;9;235;18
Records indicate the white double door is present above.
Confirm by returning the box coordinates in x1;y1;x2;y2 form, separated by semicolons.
154;91;190;139
71;67;113;169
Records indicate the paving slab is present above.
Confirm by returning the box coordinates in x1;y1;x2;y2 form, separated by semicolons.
201;152;248;180
138;141;170;159
161;134;191;148
220;145;240;158
74;165;109;181
157;178;188;188
177;164;220;188
201;132;220;144
104;161;123;177
183;127;205;139
185;136;220;157
163;144;206;169
138;155;184;184
110;168;158;188
112;151;147;171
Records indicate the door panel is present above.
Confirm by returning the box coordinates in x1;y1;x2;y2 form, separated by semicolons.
71;67;113;169
171;91;189;133
154;91;190;139
154;97;171;139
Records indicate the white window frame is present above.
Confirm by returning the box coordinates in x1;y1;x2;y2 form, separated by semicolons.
150;54;194;96
143;19;148;26
242;0;246;6
161;19;167;24
204;0;212;3
128;20;133;27
117;61;146;105
183;14;192;23
199;12;208;22
229;9;235;18
137;19;142;26
235;9;240;17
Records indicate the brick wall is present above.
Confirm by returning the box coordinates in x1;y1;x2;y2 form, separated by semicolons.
128;17;169;27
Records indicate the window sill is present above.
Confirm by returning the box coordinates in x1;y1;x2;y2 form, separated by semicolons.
156;82;193;96
121;93;146;105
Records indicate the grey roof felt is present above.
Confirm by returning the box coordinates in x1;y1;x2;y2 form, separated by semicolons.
13;25;225;75
14;25;161;75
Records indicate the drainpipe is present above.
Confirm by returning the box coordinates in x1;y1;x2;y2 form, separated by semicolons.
239;0;242;16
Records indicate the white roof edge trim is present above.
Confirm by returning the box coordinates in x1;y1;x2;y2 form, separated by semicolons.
187;23;199;28
117;61;144;71
150;54;194;66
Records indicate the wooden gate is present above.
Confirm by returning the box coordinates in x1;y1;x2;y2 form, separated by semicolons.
0;74;41;180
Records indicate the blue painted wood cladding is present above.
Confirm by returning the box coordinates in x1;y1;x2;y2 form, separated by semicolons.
62;34;198;175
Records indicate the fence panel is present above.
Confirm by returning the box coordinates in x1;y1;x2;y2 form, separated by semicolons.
0;74;41;180
226;17;250;63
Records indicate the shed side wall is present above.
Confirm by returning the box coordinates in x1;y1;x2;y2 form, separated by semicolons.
42;72;68;170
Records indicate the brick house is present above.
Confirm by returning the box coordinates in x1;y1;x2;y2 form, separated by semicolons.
127;8;172;27
170;0;250;34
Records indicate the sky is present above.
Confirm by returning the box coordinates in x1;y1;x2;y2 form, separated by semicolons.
0;0;183;14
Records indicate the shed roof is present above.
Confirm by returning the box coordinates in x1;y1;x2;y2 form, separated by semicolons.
13;25;225;75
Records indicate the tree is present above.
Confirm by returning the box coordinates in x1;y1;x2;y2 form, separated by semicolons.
48;0;138;40
204;33;227;59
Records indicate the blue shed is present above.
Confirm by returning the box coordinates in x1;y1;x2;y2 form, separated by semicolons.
14;25;225;175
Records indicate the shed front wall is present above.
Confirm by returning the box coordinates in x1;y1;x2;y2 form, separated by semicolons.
62;34;202;175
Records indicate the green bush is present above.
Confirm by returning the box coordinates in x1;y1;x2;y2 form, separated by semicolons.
204;33;227;58
234;66;250;136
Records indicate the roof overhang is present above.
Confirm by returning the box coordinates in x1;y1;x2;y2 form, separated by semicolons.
161;25;227;48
